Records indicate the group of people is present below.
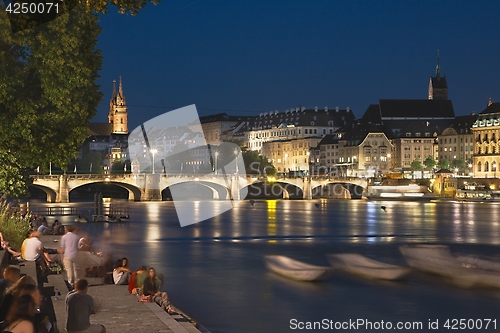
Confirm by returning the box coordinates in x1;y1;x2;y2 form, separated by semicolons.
0;266;55;333
0;265;104;333
111;258;173;314
31;217;65;236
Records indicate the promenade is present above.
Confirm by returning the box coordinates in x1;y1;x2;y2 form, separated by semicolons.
38;235;204;333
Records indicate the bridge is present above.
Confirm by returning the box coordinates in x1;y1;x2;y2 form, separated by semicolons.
30;174;368;203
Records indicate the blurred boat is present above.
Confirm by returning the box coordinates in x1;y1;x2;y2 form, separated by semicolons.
400;244;500;288
327;253;410;280
74;215;89;223
264;255;330;281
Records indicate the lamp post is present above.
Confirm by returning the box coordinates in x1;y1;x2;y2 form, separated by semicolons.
234;148;239;174
151;148;158;174
215;151;219;175
352;155;357;177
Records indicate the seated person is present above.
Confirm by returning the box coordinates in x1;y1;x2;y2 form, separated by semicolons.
140;267;173;313
128;266;147;294
52;220;65;235
112;258;131;285
78;234;92;252
37;220;52;235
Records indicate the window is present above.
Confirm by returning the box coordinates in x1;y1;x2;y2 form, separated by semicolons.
406;132;411;137
477;161;481;172
365;156;371;162
485;161;490;172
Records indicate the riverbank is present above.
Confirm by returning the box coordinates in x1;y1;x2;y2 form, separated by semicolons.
39;235;206;333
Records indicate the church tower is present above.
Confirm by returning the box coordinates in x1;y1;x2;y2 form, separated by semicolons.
428;51;448;100
108;77;128;134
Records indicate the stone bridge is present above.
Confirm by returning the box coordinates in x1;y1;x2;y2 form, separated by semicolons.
30;174;368;203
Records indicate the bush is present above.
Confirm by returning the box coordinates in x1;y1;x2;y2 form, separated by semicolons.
0;200;32;250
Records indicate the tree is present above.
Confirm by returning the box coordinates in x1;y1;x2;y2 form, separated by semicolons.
410;160;422;171
450;158;466;171
0;5;101;196
423;155;436;170
437;158;450;170
0;0;159;197
243;150;276;176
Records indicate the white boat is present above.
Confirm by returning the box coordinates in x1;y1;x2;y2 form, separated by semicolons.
400;245;500;288
264;255;330;281
327;253;410;280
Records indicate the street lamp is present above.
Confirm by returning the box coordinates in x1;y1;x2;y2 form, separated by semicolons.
151;148;158;174
234;148;238;174
215;151;219;175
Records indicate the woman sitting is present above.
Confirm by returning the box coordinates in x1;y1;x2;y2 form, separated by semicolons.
128;266;147;294
112;258;131;285
1;294;38;333
140;268;173;313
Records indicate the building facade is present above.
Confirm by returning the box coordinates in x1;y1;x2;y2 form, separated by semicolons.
472;102;500;178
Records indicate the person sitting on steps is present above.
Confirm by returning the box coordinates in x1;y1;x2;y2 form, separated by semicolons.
140;267;173;313
112;258;131;285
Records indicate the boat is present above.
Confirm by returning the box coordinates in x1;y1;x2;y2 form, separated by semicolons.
74;215;89;223
400;244;500;288
327;253;411;280
263;255;330;281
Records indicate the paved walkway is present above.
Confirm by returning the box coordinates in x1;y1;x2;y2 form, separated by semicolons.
39;235;204;333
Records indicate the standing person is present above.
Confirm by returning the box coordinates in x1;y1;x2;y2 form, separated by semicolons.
65;279;105;333
59;225;80;287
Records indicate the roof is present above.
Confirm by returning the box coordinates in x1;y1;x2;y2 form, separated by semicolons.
378;99;455;119
198;113;248;124
480;102;500;115
317;135;339;146
360;104;381;124
341;123;389;146
232;107;356;135
88;123;113;136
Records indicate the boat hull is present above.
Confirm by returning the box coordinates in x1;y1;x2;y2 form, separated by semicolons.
400;245;500;288
264;255;330;281
328;253;410;280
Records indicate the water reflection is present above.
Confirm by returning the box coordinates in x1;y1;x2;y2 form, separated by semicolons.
60;199;500;333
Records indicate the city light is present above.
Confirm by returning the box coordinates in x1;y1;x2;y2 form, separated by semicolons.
151;148;158;174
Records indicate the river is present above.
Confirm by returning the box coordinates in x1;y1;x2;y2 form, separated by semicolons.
31;199;500;332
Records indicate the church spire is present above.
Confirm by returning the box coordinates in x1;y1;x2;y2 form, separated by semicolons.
118;76;124;97
112;79;117;98
435;50;441;78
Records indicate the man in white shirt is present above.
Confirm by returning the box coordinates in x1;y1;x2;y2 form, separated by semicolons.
21;231;43;261
59;225;80;286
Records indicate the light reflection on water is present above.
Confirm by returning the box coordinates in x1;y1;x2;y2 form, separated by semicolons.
37;199;500;333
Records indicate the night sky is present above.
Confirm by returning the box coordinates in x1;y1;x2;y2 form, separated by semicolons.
95;0;500;130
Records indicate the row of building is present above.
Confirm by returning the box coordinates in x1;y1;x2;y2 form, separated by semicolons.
85;59;500;179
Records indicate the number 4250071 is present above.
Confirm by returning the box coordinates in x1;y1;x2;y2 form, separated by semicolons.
5;2;59;14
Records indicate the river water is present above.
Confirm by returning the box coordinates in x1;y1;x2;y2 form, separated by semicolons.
33;199;500;332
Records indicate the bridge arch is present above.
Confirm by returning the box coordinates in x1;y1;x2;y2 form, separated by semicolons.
161;181;230;200
243;180;303;199
70;181;143;201
28;184;57;203
312;182;365;199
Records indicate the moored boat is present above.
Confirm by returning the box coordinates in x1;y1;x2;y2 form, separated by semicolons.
264;255;330;281
400;244;500;288
327;253;411;280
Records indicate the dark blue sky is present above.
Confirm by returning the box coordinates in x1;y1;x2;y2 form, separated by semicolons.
95;0;500;130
